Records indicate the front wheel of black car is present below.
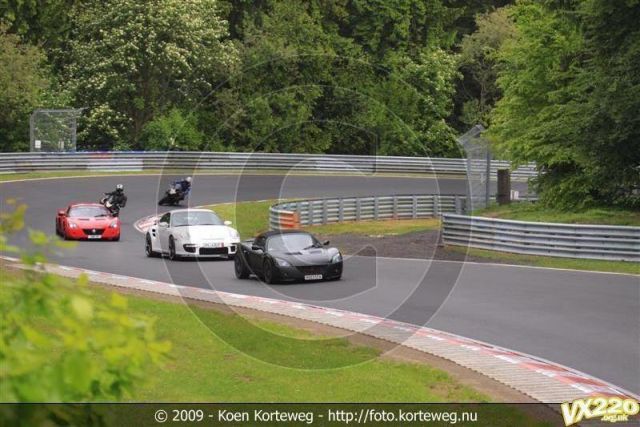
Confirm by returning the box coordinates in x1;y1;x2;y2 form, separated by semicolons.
234;253;249;279
262;259;279;284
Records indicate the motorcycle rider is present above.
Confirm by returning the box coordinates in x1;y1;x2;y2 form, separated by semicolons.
173;176;192;200
175;176;192;193
103;184;127;214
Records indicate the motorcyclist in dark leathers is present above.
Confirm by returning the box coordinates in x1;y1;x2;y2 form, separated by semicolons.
173;176;192;201
102;184;127;215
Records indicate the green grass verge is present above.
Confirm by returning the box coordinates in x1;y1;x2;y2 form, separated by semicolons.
305;218;441;236
1;266;488;402
446;246;639;275
206;200;441;239
476;203;640;226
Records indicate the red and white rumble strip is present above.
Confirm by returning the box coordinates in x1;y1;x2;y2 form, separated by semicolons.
4;255;637;404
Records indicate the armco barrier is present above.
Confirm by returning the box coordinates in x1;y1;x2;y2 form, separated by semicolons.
442;214;640;262
0;151;537;180
270;194;467;230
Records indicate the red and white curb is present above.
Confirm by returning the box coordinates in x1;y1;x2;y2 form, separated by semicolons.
134;214;158;233
3;255;638;404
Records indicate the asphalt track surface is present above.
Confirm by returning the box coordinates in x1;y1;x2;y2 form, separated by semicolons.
1;174;638;394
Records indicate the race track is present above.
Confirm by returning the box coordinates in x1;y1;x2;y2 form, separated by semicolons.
1;173;638;394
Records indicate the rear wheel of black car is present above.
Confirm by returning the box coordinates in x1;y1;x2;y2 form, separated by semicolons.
262;259;279;284
234;253;249;279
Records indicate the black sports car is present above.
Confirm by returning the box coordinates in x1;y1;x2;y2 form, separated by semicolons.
234;230;343;284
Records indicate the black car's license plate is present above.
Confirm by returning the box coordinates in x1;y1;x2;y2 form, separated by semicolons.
304;274;323;280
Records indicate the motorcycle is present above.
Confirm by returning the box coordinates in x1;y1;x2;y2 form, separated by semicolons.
100;194;121;217
158;185;183;206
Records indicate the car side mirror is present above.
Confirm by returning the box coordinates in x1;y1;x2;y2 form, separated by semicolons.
252;244;262;251
57;209;65;216
224;220;232;226
323;240;330;246
159;222;168;228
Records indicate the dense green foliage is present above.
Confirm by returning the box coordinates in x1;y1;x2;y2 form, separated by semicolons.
0;201;170;402
1;0;639;207
0;26;49;152
490;1;640;208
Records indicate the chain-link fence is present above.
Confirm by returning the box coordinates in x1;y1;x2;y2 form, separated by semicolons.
458;124;491;211
29;109;83;152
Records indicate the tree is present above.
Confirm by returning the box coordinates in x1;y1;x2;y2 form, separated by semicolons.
207;0;460;157
140;108;204;151
65;0;238;150
458;7;515;127
0;25;50;152
490;0;640;208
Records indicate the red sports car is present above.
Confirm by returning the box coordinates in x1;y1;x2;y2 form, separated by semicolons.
56;203;120;241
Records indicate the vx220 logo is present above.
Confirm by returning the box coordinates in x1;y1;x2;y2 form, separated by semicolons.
561;397;639;426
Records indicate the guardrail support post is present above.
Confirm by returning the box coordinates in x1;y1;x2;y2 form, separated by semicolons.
412;195;418;219
338;198;343;222
356;198;362;221
322;199;328;224
374;196;379;220
392;196;398;219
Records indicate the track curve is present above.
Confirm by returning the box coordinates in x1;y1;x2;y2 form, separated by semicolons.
1;173;638;394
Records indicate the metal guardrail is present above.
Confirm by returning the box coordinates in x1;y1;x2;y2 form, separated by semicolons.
442;214;640;262
269;194;467;230
0;151;537;180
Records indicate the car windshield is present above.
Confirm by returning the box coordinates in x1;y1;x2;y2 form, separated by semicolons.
171;211;223;227
266;233;319;252
68;206;110;218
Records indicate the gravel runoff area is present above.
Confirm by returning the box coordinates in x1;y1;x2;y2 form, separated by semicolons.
315;229;486;262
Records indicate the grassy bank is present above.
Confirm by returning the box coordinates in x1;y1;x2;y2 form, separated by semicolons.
446;246;639;275
476;203;640;226
207;200;440;239
1;266;487;402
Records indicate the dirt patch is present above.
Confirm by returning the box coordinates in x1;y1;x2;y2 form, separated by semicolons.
317;229;526;264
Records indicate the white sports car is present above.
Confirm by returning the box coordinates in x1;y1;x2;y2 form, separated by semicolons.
145;208;241;260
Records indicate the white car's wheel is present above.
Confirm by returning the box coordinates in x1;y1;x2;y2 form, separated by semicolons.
168;236;180;261
145;234;159;258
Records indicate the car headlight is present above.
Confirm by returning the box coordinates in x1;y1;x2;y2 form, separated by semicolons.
68;222;78;229
275;258;291;267
229;229;240;240
109;220;119;228
331;253;343;264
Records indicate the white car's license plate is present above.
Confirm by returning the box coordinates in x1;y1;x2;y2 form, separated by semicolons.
304;274;323;281
87;235;102;239
202;242;223;248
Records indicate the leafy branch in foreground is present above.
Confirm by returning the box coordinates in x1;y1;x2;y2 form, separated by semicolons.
0;200;171;402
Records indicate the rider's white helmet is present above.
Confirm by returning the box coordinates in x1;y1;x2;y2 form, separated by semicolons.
185;177;192;183
116;184;124;191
